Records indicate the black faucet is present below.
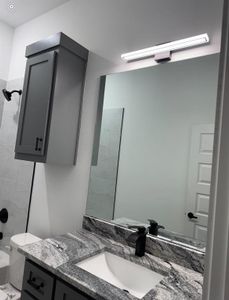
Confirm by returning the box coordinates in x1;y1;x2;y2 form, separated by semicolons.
148;219;165;236
128;226;148;257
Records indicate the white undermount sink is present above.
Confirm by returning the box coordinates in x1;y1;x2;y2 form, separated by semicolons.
76;252;164;299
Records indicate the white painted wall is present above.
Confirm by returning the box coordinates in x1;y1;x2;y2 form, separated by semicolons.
0;20;14;80
8;0;223;80
6;0;223;237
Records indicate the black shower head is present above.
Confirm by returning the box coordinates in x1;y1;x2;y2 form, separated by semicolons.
2;89;11;101
2;89;22;101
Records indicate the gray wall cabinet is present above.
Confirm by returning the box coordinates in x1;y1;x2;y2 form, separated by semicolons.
21;260;93;300
15;32;89;164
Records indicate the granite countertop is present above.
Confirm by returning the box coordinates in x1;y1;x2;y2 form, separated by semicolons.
19;230;203;300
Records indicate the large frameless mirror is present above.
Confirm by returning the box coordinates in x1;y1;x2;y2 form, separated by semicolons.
86;54;219;250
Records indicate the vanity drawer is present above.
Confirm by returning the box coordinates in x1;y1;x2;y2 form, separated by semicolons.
55;280;92;300
21;290;38;300
22;260;55;300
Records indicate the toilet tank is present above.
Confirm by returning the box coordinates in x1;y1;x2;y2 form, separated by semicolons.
9;233;41;290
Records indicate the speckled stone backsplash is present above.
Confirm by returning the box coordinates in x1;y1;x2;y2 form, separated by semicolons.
83;215;205;273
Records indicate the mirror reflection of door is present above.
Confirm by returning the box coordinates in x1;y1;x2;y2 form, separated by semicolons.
185;124;214;242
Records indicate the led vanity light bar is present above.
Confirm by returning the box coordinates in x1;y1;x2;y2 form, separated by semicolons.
121;33;210;62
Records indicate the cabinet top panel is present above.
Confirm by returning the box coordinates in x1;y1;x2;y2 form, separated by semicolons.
25;32;89;60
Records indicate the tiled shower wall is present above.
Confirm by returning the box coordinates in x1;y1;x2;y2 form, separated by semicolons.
0;77;34;247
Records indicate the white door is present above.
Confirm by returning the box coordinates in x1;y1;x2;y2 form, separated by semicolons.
185;124;214;242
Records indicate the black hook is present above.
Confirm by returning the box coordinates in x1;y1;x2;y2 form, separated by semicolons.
0;208;8;223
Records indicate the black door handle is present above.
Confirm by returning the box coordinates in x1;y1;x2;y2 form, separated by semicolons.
188;212;198;219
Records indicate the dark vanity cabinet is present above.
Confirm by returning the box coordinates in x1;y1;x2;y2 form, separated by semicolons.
21;260;93;300
15;32;89;164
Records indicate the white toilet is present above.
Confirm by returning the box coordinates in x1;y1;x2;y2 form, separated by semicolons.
0;233;41;300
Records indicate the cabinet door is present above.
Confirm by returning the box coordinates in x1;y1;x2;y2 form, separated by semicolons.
22;260;55;300
21;291;37;300
55;280;92;300
15;51;56;157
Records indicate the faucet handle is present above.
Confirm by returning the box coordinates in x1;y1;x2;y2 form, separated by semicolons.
158;225;165;230
148;219;165;236
148;219;158;225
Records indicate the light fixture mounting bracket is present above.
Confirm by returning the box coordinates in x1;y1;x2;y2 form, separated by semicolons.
154;51;171;63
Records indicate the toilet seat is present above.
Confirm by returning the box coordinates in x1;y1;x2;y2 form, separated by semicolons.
0;290;8;300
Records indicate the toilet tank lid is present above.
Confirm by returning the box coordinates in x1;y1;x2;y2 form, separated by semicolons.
0;290;8;300
10;233;41;248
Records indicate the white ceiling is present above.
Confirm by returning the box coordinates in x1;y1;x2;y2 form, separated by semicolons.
0;0;70;27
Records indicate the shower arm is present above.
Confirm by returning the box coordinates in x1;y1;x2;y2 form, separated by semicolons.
11;90;22;96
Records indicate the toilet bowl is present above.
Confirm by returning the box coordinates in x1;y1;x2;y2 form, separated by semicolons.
0;233;41;300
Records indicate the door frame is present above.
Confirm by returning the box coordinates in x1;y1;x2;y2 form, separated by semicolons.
203;0;229;299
